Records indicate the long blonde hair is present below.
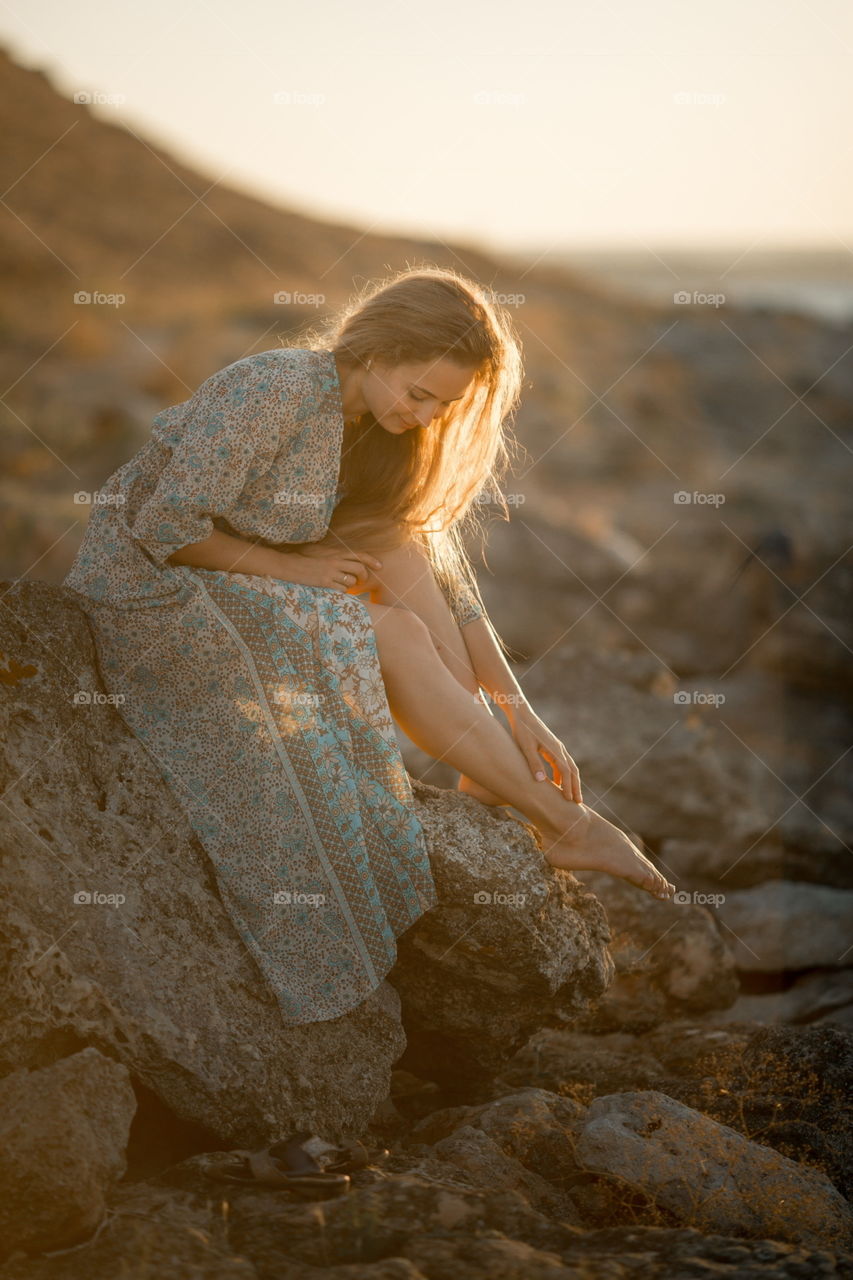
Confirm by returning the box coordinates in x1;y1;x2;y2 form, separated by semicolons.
294;266;524;635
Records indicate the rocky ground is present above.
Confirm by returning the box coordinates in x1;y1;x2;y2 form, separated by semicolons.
1;580;851;1276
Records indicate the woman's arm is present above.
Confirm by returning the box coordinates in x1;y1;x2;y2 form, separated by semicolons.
167;528;381;590
462;612;584;802
459;613;531;720
167;529;306;580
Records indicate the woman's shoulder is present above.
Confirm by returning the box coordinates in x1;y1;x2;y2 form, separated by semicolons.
202;345;335;411
151;346;335;440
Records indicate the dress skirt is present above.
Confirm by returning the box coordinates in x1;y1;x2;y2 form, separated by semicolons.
76;563;438;1025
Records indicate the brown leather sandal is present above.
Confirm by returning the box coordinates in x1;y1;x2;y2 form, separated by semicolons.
212;1130;388;1197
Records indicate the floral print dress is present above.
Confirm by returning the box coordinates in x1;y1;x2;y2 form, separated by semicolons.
63;346;484;1024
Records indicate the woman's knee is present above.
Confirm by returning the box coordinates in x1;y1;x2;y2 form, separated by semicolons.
365;601;438;654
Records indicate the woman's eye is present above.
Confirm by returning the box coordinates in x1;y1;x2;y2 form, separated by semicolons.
410;392;427;403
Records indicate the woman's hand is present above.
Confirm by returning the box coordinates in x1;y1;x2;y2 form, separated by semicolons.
280;543;383;592
504;702;583;804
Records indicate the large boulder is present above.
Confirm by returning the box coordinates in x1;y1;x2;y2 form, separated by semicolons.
573;1089;853;1250
0;581;613;1146
391;786;614;1088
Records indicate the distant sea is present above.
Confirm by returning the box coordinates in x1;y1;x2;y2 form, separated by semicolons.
519;248;853;325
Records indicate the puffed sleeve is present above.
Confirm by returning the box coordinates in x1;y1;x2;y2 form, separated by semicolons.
126;353;293;568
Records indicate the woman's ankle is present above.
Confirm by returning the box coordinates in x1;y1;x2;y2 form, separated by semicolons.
532;794;589;843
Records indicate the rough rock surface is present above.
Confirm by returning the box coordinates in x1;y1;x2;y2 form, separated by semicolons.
392;785;614;1088
564;869;740;1032
701;970;853;1027
714;879;853;972
573;1089;853;1250
0;581;613;1147
4;1169;849;1279
0;1047;136;1255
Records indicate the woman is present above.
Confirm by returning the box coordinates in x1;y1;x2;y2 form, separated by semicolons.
63;266;675;1027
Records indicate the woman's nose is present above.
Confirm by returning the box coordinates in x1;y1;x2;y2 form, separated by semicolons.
417;404;439;429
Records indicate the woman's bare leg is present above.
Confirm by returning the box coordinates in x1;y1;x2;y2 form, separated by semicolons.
363;601;675;900
346;540;508;804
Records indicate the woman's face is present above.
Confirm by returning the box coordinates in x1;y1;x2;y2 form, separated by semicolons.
361;357;478;434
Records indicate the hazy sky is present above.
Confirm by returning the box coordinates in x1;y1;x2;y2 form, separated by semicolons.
3;0;851;255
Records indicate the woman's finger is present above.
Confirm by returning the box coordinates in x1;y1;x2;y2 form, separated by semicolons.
541;743;583;804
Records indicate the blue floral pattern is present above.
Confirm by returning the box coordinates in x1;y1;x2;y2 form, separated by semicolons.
63;346;482;1024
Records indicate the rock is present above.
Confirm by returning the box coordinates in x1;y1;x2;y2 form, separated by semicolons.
514;642;770;848
389;782;614;1089
0;580;409;1149
7;1172;849;1280
714;880;853;972
564;870;740;1032
408;1087;585;1203
496;1027;667;1103
626;1022;853;1202
573;1090;853;1250
422;1124;575;1221
0;580;613;1148
700;968;853;1026
0;1047;136;1256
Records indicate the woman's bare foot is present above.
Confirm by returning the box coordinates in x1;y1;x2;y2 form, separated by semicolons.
537;802;676;901
457;774;509;806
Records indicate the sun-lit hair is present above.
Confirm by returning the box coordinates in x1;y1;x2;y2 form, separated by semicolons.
294;265;525;636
